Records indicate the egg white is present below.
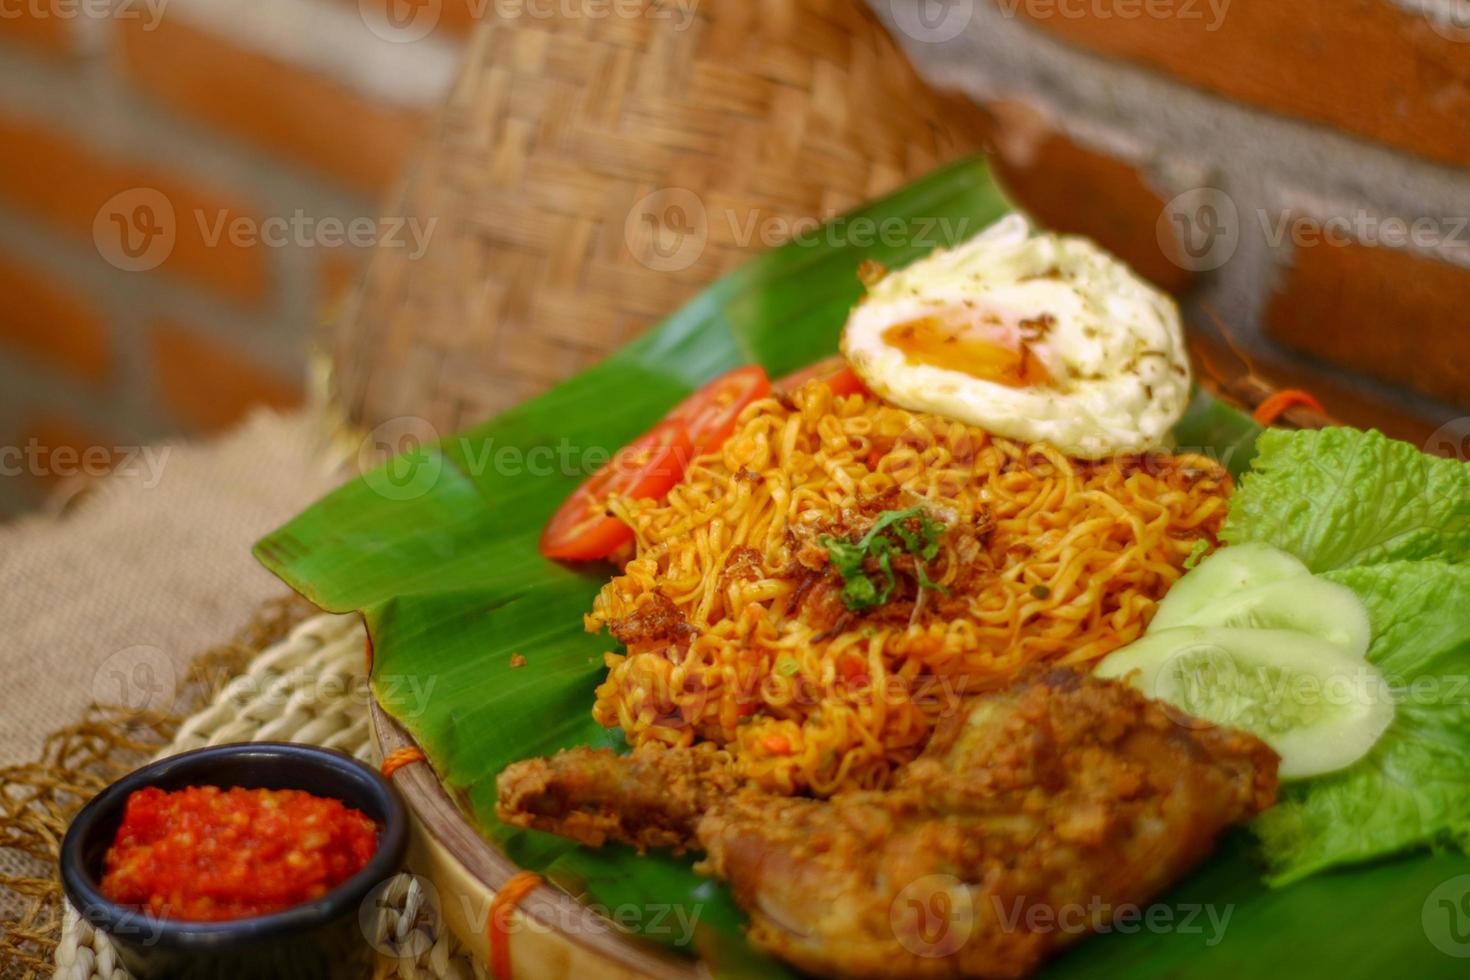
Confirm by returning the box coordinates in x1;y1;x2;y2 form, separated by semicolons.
841;215;1191;459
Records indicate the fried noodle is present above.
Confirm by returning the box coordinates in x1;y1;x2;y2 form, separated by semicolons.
588;383;1231;796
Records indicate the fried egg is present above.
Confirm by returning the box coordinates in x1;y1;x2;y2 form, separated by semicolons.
841;214;1191;459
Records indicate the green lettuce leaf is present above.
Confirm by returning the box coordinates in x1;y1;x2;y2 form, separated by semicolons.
1222;427;1470;572
1254;561;1470;884
1219;427;1470;883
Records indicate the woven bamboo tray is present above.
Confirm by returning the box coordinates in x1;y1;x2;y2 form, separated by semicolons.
371;705;697;979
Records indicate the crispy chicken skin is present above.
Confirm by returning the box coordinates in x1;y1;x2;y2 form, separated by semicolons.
495;740;736;852
497;669;1279;978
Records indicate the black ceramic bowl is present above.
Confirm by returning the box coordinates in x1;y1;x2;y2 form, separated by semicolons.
61;742;408;980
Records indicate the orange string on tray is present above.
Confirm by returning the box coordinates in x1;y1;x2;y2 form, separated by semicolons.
379;747;427;779
488;871;544;980
1252;388;1325;426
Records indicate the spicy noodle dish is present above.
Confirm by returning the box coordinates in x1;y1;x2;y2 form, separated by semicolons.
495;215;1470;978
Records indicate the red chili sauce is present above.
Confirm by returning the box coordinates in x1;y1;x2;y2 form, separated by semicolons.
100;786;378;921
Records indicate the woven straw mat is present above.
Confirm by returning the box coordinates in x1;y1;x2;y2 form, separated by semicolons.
52;612;487;980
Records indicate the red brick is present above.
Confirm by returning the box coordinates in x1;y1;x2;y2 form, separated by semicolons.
21;413;122;486
0;250;110;383
982;100;1194;295
1001;0;1470;169
1263;239;1470;409
0;0;71;55
150;321;304;432
118;16;427;196
0;111;270;307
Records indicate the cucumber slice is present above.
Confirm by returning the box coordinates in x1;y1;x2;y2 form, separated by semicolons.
1151;543;1310;632
1096;627;1395;780
1152;577;1371;658
1094;626;1214;691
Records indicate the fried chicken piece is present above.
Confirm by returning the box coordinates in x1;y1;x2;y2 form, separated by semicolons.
495;740;736;852
497;669;1279;978
700;668;1277;978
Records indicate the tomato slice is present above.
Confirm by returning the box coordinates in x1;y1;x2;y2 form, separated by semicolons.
667;365;772;454
539;420;694;561
775;355;870;399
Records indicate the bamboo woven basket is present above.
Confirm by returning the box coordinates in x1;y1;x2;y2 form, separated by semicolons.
332;0;990;435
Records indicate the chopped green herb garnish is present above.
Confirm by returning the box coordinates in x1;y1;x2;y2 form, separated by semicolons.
821;506;950;611
1030;584;1051;599
776;658;800;677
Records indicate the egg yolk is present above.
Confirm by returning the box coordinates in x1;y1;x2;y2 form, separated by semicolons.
882;317;1051;388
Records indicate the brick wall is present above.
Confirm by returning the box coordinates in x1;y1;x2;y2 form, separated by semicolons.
7;1;1466;520
0;0;473;517
878;0;1470;445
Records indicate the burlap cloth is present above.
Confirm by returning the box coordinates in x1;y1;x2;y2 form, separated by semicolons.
0;407;349;976
0;410;345;770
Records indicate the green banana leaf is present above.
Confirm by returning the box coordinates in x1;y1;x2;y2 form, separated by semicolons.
256;157;1470;978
